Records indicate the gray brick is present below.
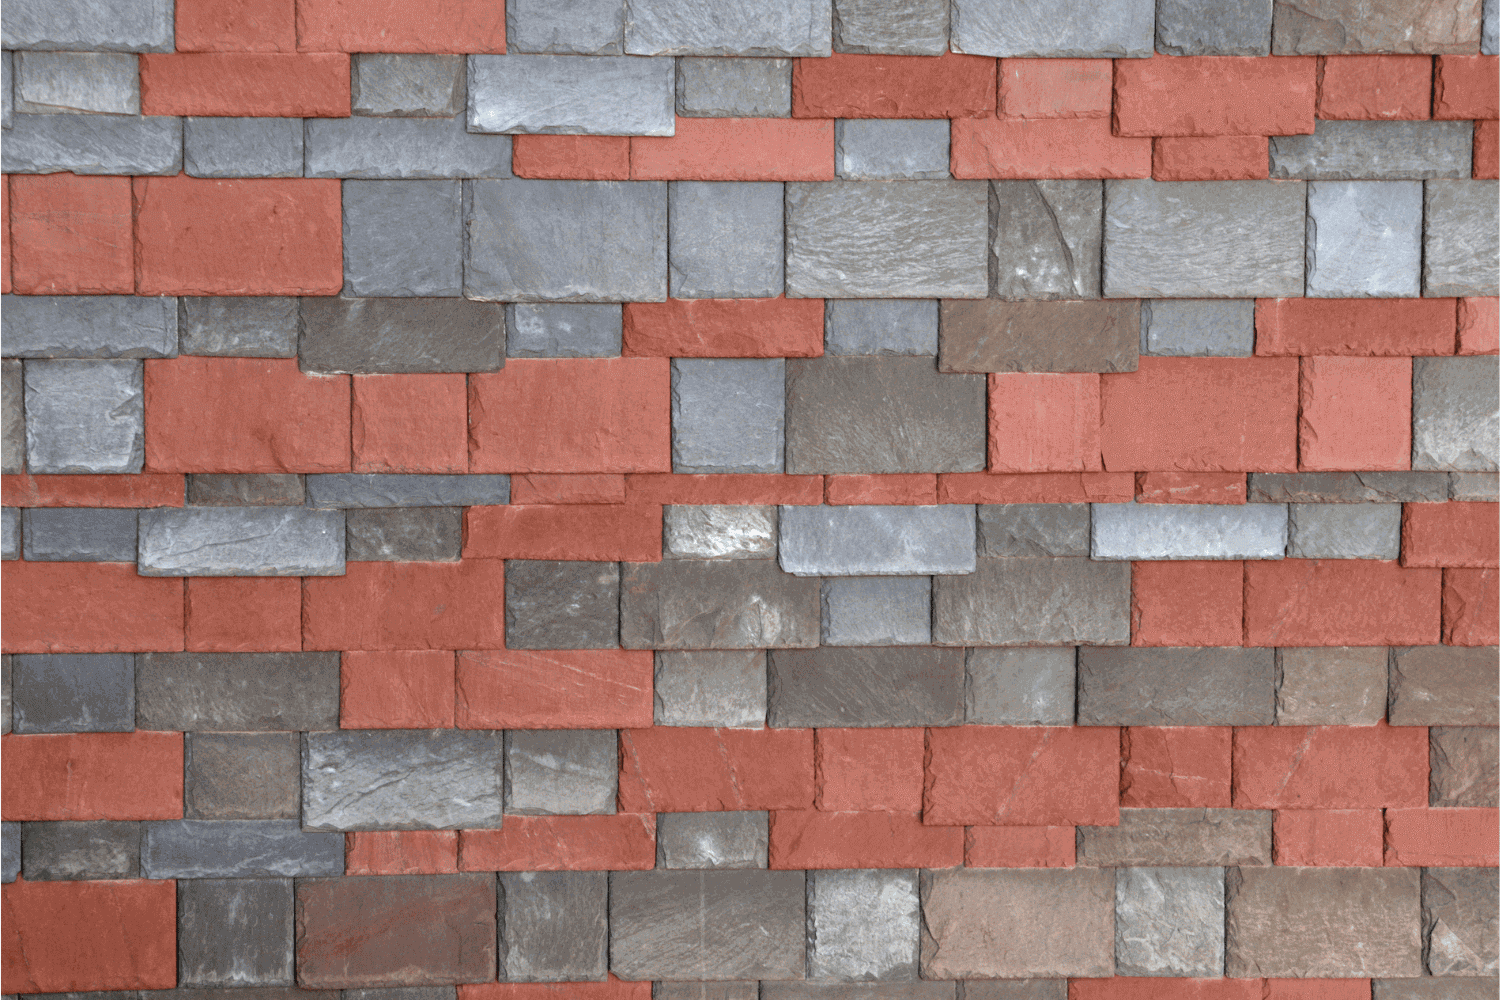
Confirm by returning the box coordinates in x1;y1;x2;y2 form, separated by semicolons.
951;0;1154;56
2;51;11;129
779;504;976;575
1390;646;1500;726
1374;981;1500;1000
1;821;17;882
1090;501;1287;560
833;0;949;53
188;473;304;506
763;987;961;1000
1270;120;1474;180
352;54;466;116
672;358;785;473
656;811;768;868
836;119;949;180
343;180;463;298
498;871;608;981
1155;0;1272;53
180;297;299;358
299;298;506;374
654;650;767;727
768;646;963;727
1307;179;1422;298
1432;726;1500;807
821;576;931;645
506;729;617;816
625;0;833;55
1425;867;1500;976
466;179;668;302
507;0;623;53
2;0;173;51
787;181;988;298
991;180;1101;300
1271;0;1485;54
1413;357;1500;472
1140;299;1256;357
957;986;1062;1000
21;821;139;880
933;557;1131;646
1275;646;1389;726
677;57;792;116
622;559;821;649
979;504;1090;558
506;560;620;649
179;877;294;987
305;115;513;178
306;472;510;507
2;508;17;560
1286;502;1400;558
1425;180;1500;297
807;869;920;981
939;299;1140;373
1249;471;1451;503
785;357;987;473
670;181;784;297
21;507;137;561
507;303;622;358
1080;647;1275;725
142;820;343;878
183;117;302;178
1077;808;1273;867
609;870;807;979
1;112;180;174
2;360;22;474
137;507;344;576
186;732;301;820
24;359;143;473
12;653;134;733
1115;867;1225;977
1452;471;1500;501
348;990;458;1000
1103;179;1305;298
346;507;462;562
469;54;672;135
824;299;938;356
664;505;777;560
136;652;341;732
662;984;763;1000
2;294;178;359
303;730;504;831
1489;0;1499;52
966;647;1076;725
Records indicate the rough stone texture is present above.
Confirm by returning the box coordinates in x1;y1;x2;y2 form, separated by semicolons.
1078;647;1275;725
2;294;177;359
657;811;769;868
1226;867;1422;977
466;179;668;302
1275;646;1389;726
664;505;777;560
189;474;306;506
2;360;22;474
300;298;505;374
938;299;1140;373
978;504;1090;558
825;299;938;356
353;54;466;116
179;297;299;358
609;870;807;979
185;732;301;820
23;359;143;473
1116;867;1225;977
343;180;463;298
1452;472;1500;501
1412;357;1500;472
656;987;765;1000
141;820;343;878
1139;299;1256;357
21;507;138;562
0;48;134;115
179;877;294;987
20;821;140;880
1091;502;1287;560
678;57;793;116
10;653;134;733
779;504;976;576
767;646;963;727
1286;502;1401;558
1;51;9;129
1;112;181;174
763;988;961;1000
671;181;784;298
1431;726;1500;807
1103;180;1306;298
507;303;622;358
505;729;617;816
1389;645;1500;726
183;118;303;178
1425;180;1500;297
833;0;948;53
821;576;932;645
303;730;504;831
1425;867;1500;977
807;869;920;981
934;558;1130;646
786;181;989;298
672;358;785;473
307;474;510;508
622;559;822;649
1249;471;1451;503
2;508;18;559
507;0;623;53
966;647;1076;725
137;507;344;577
1078;809;1272;867
1306;179;1423;298
469;54;673;135
2;0;173;51
1271;0;1484;54
506;560;621;650
136;652;341;732
951;0;1152;55
655;650;768;727
1489;0;1499;51
1372;982;1500;1000
991;180;1102;300
1;822;17;882
1270;120;1475;180
497;871;608;982
346;507;463;562
305;115;513;179
958;987;1064;1000
1155;0;1274;54
836;119;950;180
785;357;987;473
625;0;833;55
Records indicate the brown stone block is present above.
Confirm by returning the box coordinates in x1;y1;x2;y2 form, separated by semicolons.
938;299;1139;374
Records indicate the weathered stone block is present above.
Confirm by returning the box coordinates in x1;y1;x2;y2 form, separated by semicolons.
670;181;784;298
1140;299;1256;357
1271;0;1484;54
1090;501;1287;560
1373;980;1500;1000
343;180;463;298
469;54;673;135
1425;867;1500;977
1270;120;1474;180
21;821;139;880
2;360;22;474
763;987;960;1000
779;504;976;576
507;303;622;358
1078;647;1275;726
346;507;463;561
1306;179;1422;298
833;0;948;53
142;820;343;878
1432;726;1500;807
21;507;138;562
1115;867;1225;977
1;508;18;559
505;729;617;816
664;505;777;560
11;653;134;733
137;652;341;731
836;119;949;180
301;297;505;374
498;871;607;982
625;0;833;55
821;576;932;645
1;52;9;129
657;811;769;868
1452;472;1500;501
959;986;1063;1000
1390;646;1500;726
180;877;294;986
186;731;301;820
966;647;1076;725
1;822;16;882
2;0;172;50
622;559;821;649
767;646;963;727
939;299;1140;373
353;54;466;116
1427;180;1500;298
978;504;1090;558
506;560;620;649
0;655;10;734
1412;357;1500;472
188;473;305;506
1155;0;1273;54
678;57;792;116
1;112;181;174
1248;471;1451;503
1489;0;1499;52
1275;646;1389;726
305;115;512;179
307;473;510;507
179;297;298;358
1287;502;1401;558
672;358;785;473
808;868;920;981
1079;809;1272;868
507;0;623;53
303;730;504;831
137;507;343;577
951;0;1154;56
991;180;1102;300
933;558;1131;646
24;359;143;473
655;650;767;727
183;117;303;178
2;294;178;359
825;299;938;356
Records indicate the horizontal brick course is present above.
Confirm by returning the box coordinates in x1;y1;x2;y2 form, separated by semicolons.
631;118;836;181
140;53;350;116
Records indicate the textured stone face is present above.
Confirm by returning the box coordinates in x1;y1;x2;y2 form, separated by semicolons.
1249;471;1451;503
833;0;949;53
665;505;777;560
1424;867;1500;977
137;507;345;576
1287;502;1401;559
507;303;622;358
180;297;299;358
0;822;16;882
1425;180;1500;296
1450;472;1500;501
678;57;793;116
665;986;764;1000
304;115;513;179
1270;120;1475;180
939;300;1140;373
1140;299;1256;357
506;0;623;52
672;359;785;473
303;730;504;831
1271;0;1484;53
1306;180;1423;298
185;732;301;820
1389;645;1500;726
0;509;16;559
1412;357;1500;472
2;0;174;51
1114;867;1226;977
469;54;674;135
654;650;768;727
20;821;140;880
179;877;294;987
779;504;976;576
11;653;134;733
622;558;823;649
346;508;463;562
2;360;22;474
1090;502;1287;560
187;474;304;506
808;869;921;981
342;180;464;298
1155;0;1273;53
825;299;939;356
933;558;1131;646
505;729;617;816
767;646;964;727
978;504;1090;558
1078;647;1275;726
836;119;950;180
142;653;339;732
506;560;621;650
2;294;178;358
966;647;1076;725
1275;646;1389;726
307;474;511;507
1078;809;1273;867
657;811;769;868
352;54;466;116
141;820;343;878
951;0;1154;55
991;180;1102;300
625;0;833;55
24;359;143;473
184;117;304;178
821;576;932;645
498;871;608;981
1431;726;1500;807
22;507;138;562
1;113;181;174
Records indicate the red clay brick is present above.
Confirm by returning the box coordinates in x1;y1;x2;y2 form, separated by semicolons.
512;136;630;180
303;559;507;651
618;727;815;813
1256;297;1457;356
937;471;1135;504
1151;135;1271;180
133;175;342;295
346;831;459;875
1458;297;1499;353
825;474;938;505
1;732;184;820
459;814;656;872
1120;726;1232;808
469;359;670;474
1384;807;1500;866
988;373;1103;473
1131;561;1244;647
1475;119;1499;178
510;474;627;505
144;357;350;473
185;576;301;652
1114;55;1318;136
1136;472;1247;504
175;0;297;51
8;174;134;295
2;562;183;654
341;650;456;729
1;474;185;507
1245;559;1441;646
923;726;1119;827
624;473;824;505
296;0;507;53
463;504;662;562
1318;55;1434;119
352;374;467;474
1445;567;1500;645
965;825;1076;868
1299;357;1412;472
1;879;177;993
461;978;651;1000
1232;723;1428;809
768;810;964;869
1100;358;1300;473
951;117;1153;179
998;58;1112;118
1070;980;1262;1000
630;118;835;181
1273;809;1385;866
793;52;995;118
815;728;924;813
455;649;653;730
622;297;824;357
140;52;348;116
1434;55;1500;119
1263;981;1372;1000
1402;502;1499;567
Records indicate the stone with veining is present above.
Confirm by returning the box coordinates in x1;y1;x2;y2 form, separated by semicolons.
1424;867;1500;977
189;474;305;506
933;558;1131;646
1249;471;1451;502
1306;179;1422;298
506;560;620;650
1078;647;1275;725
672;358;785;473
621;559;822;649
821;576;931;645
306;473;512;507
1431;726;1500;807
1090;501;1287;559
1275;646;1389;726
141;820;343;878
179;877;294;987
1270;120;1474;180
1389;645;1500;726
180;297;298;358
824;299;938;356
1140;299;1255;357
1412;357;1500;471
991;180;1102;300
625;0;833;55
1271;0;1483;54
808;869;920;981
184;117;303;178
346;507;463;562
24;359;142;473
2;361;22;474
469;54;673;135
665;505;776;559
300;297;505;374
305;114;512;178
137;507;344;576
498;870;608;981
186;732;301;820
654;650;767;727
951;0;1154;56
508;0;623;53
303;730;504;831
1077;808;1273;867
20;821;139;880
2;0;174;51
1;112;180;174
2;294;177;358
10;653;134;733
1425;180;1500;297
657;811;769;868
1155;0;1273;53
1286;502;1401;558
678;57;792;116
1115;867;1226;977
353;54;466;116
966;647;1076;725
671;181;785;298
939;299;1140;373
979;504;1090;558
507;303;622;358
136;652;341;732
768;646;963;727
779;504;976;576
14;51;136;113
343;180;463;298
506;729;617;816
833;0;948;53
836;119;950;180
21;507;138;562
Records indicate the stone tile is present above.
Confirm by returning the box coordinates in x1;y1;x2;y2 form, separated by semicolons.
0;655;9;734
767;646;963;727
183;117;303;178
933;557;1131;646
2;0;174;50
505;729;617;816
304;114;513;179
670;181;784;298
821;576;931;645
11;653;134;733
657;811;769;868
1;821;16;882
1426;180;1500;296
1;112;180;174
1424;867;1500;977
779;504;976;576
677;57;792;116
24;359;143;473
1;51;9;129
1115;867;1225;977
1390;646;1500;726
624;0;833;55
469;54;673;135
185;732;301;820
672;358;785;472
1078;647;1275;726
764;987;961;1000
498;871;608;981
188;473;305;506
347;990;458;1000
303;730;505;831
142;820;343;878
622;559;821;648
824;299;938;356
507;303;622;358
959;986;1063;1000
1431;726;1499;807
1140;299;1256;357
833;0;949;53
180;877;294;986
1248;471;1451;503
1372;980;1500;1000
21;507;137;561
1270;120;1474;181
836;119;949;180
1078;809;1272;867
1155;0;1273;54
1286;502;1401;558
179;297;298;358
136;652;341;731
807;868;920;981
1;508;17;559
991;180;1102;300
1090;501;1287;560
306;473;511;508
1489;0;1499;53
966;647;1076;725
21;821;139;880
1271;0;1484;53
343;180;463;298
352;54;466;116
1275;646;1389;726
300;298;505;373
1452;472;1500;501
137;507;344;576
506;560;620;650
1412;357;1500;472
951;0;1153;56
654;650;767;727
978;504;1090;558
2;360;22;474
507;0;623;53
346;507;463;562
1;294;178;358
938;299;1140;373
1306;179;1422;298
664;505;777;560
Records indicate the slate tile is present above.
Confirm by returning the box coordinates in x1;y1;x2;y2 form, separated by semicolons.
21;821;140;880
1411;356;1500;472
1306;179;1422;298
657;811;769;868
991;180;1101;300
24;359;143;473
767;646;964;727
183;117;303;178
136;652;341;732
185;732;300;820
137;507;344;576
824;299;938;356
180;297;299;358
0;508;16;559
670;181;784;298
933;557;1130;646
1270;120;1474;180
966;647;1076;725
179;877;294;987
1248;471;1451;503
305;115;512;179
654;650;767;727
821;576;932;645
624;0;833;55
1;112;181;175
11;653;134;733
142;820;343;878
836;119;950;180
808;868;921;981
1423;867;1500;976
1431;726;1500;807
187;473;305;506
1271;0;1484;53
678;57;792;116
301;296;506;374
833;0;949;54
506;560;620;650
950;0;1153;56
497;870;608;981
1275;646;1389;726
346;507;463;562
2;294;178;359
506;303;622;358
622;559;821;649
1077;808;1273;867
1139;299;1256;357
1389;645;1500;726
469;54;673;135
352;54;466;116
1425;180;1500;297
342;180;463;298
21;507;138;562
978;504;1090;558
2;0;174;51
303;730;505;831
664;505;777;560
1078;647;1275;726
672;358;785;473
505;729;617;816
1451;472;1500;501
779;503;976;575
938;299;1139;373
1;822;16;882
1090;501;1287;560
305;472;511;507
1287;502;1402;558
1155;0;1273;54
2;360;22;474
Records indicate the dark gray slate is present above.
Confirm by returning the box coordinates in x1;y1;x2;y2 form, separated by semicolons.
932;558;1131;646
306;472;511;507
2;821;18;882
24;359;144;474
506;560;620;649
184;117;303;178
1270;120;1474;180
179;297;299;358
1140;298;1256;357
825;299;939;356
624;0;833;55
1389;646;1500;726
677;56;792;116
1372;980;1500;1000
1425;179;1500;297
507;303;622;358
505;729;617;817
21;507;138;562
1412;356;1500;472
821;576;932;646
300;297;505;374
1077;647;1275;725
142;820;343;878
833;0;949;54
966;647;1076;725
951;0;1154;56
978;504;1090;558
186;732;301;820
836;118;950;180
137;507;344;576
656;811;769;869
991;180;1102;300
1451;471;1500;501
763;986;961;1000
1076;808;1273;867
1;654;11;733
469;53;672;135
1247;471;1451;503
1423;867;1500;977
498;871;608;981
352;54;466;116
1;112;181;174
304;114;513;179
1431;726;1499;808
11;653;134;733
21;821;140;880
2;0;173;50
1155;0;1272;53
303;730;505;831
347;990;458;1000
507;0;624;53
0;507;15;559
347;507;463;561
2;359;22;474
1286;502;1401;559
767;646;965;727
342;180;464;298
938;299;1140;373
1;294;177;358
654;650;768;727
188;474;305;506
178;877;294;987
136;652;341;732
621;559;821;649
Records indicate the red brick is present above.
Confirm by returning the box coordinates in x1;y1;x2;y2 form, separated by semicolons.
630;117;835;181
1;474;185;507
1;732;184;820
1070;980;1262;1000
965;826;1076;868
624;473;824;505
296;0;507;53
622;297;824;357
1151;136;1271;180
140;52;348;116
825;474;938;505
618;727;815;813
8;174;133;295
303;559;507;651
511;135;630;180
1256;297;1457;356
1273;809;1385;866
455;649;653;730
1246;559;1441;646
175;0;296;51
133;174;342;295
997;58;1112;118
346;831;459;875
1100;357;1300;473
1136;472;1247;504
923;726;1119;827
1114;55;1317;136
988;373;1102;473
1;879;176;993
793;51;996;119
1475;119;1499;178
1232;722;1428;809
768;810;964;869
1458;297;1499;354
469;359;669;474
1444;567;1500;645
144;357;350;473
463;504;662;562
1403;502;1499;568
1384;807;1500;866
185;576;301;652
461;978;651;1000
459;814;656;872
1263;981;1372;1000
1299;357;1412;472
1318;55;1433;119
951;117;1153;179
1434;55;1500;119
936;471;1135;504
2;562;183;654
510;474;627;505
814;728;924;813
1132;561;1244;647
1120;726;1232;808
351;374;467;474
341;650;456;729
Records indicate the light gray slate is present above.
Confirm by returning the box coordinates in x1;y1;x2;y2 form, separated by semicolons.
24;359;143;474
825;300;938;356
837;120;950;180
655;650;767;727
137;507;344;577
178;877;295;987
303;730;505;831
22;507;137;561
343;180;463;298
951;0;1155;56
468;54;673;135
621;559;822;649
352;54;466;116
2;508;18;559
1275;646;1390;726
1;112;181;174
507;304;622;358
672;359;785;473
664;505;777;560
1078;647;1276;726
670;181;784;298
466;179;668;302
677;57;792;116
1102;179;1306;298
1452;472;1500;501
966;647;1076;725
141;820;343;879
498;871;608;982
933;558;1131;646
2;52;12;129
1412;356;1500;472
1115;867;1226;977
299;297;505;374
13;51;138;114
779;504;976;576
1287;502;1401;558
787;181;989;298
306;473;510;508
1248;471;1451;503
763;987;961;1000
821;576;932;645
505;729;617;816
1306;180;1422;298
1270;120;1474;180
507;0;624;53
979;504;1090;558
1091;501;1287;560
991;180;1102;300
1425;179;1500;297
1;361;20;475
1155;0;1273;53
767;646;964;727
625;0;833;55
184;117;303;178
808;869;920;981
180;297;298;357
305;115;512;178
833;0;949;53
2;0;173;51
657;811;768;868
1488;0;1498;53
1077;809;1273;867
20;820;140;880
11;653;134;733
1140;299;1256;357
1;823;17;882
2;294;178;359
137;652;341;733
